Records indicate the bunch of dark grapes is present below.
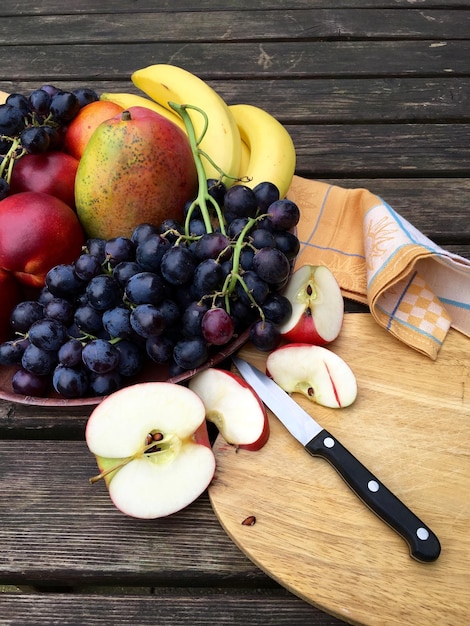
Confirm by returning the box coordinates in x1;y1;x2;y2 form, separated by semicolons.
0;179;300;399
0;85;98;200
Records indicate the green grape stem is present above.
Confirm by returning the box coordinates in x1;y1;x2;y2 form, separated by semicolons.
168;102;225;236
168;101;266;319
0;136;24;184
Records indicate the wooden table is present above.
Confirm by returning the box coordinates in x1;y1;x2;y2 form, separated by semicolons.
0;2;468;624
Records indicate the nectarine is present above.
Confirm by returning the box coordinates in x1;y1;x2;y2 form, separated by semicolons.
0;191;84;288
63;100;124;160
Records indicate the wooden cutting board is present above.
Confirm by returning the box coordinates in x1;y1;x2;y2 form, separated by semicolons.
208;313;469;626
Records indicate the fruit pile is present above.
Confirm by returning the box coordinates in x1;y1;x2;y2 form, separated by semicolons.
0;65;354;521
0;66;306;401
0;179;301;399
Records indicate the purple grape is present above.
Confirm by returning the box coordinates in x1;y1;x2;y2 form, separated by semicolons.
266;199;300;231
86;275;122;311
28;318;68;352
130;304;165;338
52;364;89;398
10;301;44;333
82;339;119;374
249;319;281;351
201;308;235;345
115;340;144;377
253;181;280;211
252;247;290;286
12;368;49;396
146;335;174;364
172;337;208;370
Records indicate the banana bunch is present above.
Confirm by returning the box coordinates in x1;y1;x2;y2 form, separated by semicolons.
102;64;296;197
131;64;241;186
230;104;296;199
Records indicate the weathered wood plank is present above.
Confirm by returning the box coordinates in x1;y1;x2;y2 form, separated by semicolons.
0;591;347;626
0;0;468;15
289;123;470;177
0;441;270;587
0;41;468;81
0;10;468;44
2;77;469;124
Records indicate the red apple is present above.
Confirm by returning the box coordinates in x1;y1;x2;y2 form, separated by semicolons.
0;191;84;288
9;151;79;209
266;343;357;408
0;269;22;342
278;265;344;345
189;367;269;451
86;382;216;519
63;100;124;160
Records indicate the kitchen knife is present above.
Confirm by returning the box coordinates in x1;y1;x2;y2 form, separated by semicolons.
232;356;441;563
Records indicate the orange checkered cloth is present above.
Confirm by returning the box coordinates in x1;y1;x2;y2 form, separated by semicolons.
287;176;470;359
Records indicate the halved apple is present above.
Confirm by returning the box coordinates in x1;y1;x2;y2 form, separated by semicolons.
278;265;344;345
189;368;269;451
266;344;357;408
85;382;216;519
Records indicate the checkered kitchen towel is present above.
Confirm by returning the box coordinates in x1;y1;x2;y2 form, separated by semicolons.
287;176;470;359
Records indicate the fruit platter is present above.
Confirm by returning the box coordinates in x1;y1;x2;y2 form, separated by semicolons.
0;64;350;519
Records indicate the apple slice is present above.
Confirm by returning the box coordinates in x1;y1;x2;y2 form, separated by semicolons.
278;265;344;345
266;344;357;408
189;368;269;451
85;382;216;519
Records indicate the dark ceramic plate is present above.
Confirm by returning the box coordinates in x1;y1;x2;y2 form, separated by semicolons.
0;328;251;407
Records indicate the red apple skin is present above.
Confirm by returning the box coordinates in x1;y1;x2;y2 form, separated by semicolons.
63;100;124;160
9;151;79;210
282;314;321;345
0;191;85;288
0;269;22;342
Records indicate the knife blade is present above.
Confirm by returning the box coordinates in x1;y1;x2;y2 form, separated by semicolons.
232;356;441;563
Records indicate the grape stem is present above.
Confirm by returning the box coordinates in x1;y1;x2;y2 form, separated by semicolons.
168;102;228;236
168;101;265;320
0;136;25;184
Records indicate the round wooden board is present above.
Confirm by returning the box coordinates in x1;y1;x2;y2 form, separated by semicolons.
208;313;469;626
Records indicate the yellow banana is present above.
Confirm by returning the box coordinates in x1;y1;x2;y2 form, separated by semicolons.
238;139;251;179
229;104;296;199
100;92;186;132
131;64;241;186
0;90;9;104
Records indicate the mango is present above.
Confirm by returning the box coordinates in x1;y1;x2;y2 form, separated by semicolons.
75;106;198;239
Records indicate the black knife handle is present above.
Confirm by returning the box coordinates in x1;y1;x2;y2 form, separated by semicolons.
305;429;441;562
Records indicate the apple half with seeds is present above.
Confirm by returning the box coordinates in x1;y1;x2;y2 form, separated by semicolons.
85;382;216;519
278;265;344;345
189;368;269;451
266;344;357;408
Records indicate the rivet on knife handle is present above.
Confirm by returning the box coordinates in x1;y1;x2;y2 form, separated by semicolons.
305;430;441;562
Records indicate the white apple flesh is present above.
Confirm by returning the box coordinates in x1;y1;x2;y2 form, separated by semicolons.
266;344;357;408
278;265;344;345
85;382;216;519
189;368;269;451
